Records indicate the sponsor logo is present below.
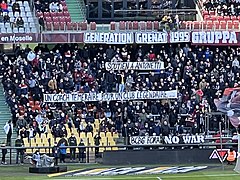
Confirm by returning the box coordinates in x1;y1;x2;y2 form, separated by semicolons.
54;166;207;177
209;149;229;162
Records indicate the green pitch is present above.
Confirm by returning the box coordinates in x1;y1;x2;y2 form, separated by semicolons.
0;164;239;180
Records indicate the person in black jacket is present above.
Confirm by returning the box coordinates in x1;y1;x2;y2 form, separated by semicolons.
52;142;60;166
15;136;25;164
68;133;77;161
78;139;85;163
1;143;7;165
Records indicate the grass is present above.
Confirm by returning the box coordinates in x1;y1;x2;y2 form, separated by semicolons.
0;164;238;180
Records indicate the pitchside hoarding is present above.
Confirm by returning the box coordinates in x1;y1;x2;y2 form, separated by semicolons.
0;31;240;45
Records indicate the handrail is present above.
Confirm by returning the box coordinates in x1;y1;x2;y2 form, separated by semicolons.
0;142;237;150
114;9;197;13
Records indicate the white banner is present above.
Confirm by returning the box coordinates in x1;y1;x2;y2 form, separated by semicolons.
191;31;237;44
43;90;178;102
105;61;164;71
130;136;162;145
135;32;167;44
130;135;205;145
170;31;190;43
164;135;205;144
84;32;134;44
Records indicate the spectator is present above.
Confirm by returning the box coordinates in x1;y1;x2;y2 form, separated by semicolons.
15;136;25;164
85;122;93;133
38;16;45;31
59;141;66;163
15;17;24;28
3;13;10;23
68;133;77;161
1;143;7;165
35;1;42;12
0;12;3;22
49;2;58;12
52;142;60;165
12;2;20;16
0;1;8;13
94;133;101;157
3;120;13;146
78;139;85;163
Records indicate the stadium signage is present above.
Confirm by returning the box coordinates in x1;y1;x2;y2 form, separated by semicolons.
169;31;190;43
43;90;178;102
105;61;164;71
130;136;162;145
135;32;167;44
164;135;205;144
0;34;34;43
84;32;134;44
191;31;238;44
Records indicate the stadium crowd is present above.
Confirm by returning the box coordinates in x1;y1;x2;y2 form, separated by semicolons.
203;0;240;16
0;43;237;142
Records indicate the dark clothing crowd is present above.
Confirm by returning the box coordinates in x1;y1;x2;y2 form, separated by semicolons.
0;43;238;141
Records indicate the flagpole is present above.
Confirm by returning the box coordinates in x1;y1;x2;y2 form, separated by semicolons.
219;122;224;170
234;130;240;173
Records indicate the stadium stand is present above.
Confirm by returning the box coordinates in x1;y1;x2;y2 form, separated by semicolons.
0;1;37;33
1;42;238;155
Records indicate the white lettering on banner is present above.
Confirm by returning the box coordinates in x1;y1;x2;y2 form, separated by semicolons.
130;136;162;145
84;32;134;44
135;32;167;44
0;35;33;42
192;31;237;44
105;62;164;71
164;135;205;144
170;31;190;43
43;90;178;102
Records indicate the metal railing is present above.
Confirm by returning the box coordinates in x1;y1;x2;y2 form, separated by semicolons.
1;140;237;165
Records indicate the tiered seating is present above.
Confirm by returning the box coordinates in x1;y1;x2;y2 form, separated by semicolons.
35;1;84;31
0;1;37;33
23;118;119;154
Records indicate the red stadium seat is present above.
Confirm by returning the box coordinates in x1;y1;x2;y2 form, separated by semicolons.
206;20;213;29
63;6;68;11
210;15;217;21
204;15;210;20
72;22;78;30
139;21;146;30
63;11;70;16
50;12;57;17
44;12;50;17
81;21;87;30
110;22;116;30
202;10;209;16
59;16;65;22
146;21;152;30
45;16;52;22
53;22;59;30
126;21;133;30
59;22;65;30
231;16;237;21
57;12;63;17
193;21;201;29
65;16;71;22
66;22;72;30
153;21;159;30
224;16;230;21
233;21;239;29
37;12;43;17
213;20;219;29
46;22;52;31
52;16;59;22
90;22;96;30
61;1;66;6
133;21;138;30
220;20;226;29
227;20;233;29
119;21;126;30
217;16;224;21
